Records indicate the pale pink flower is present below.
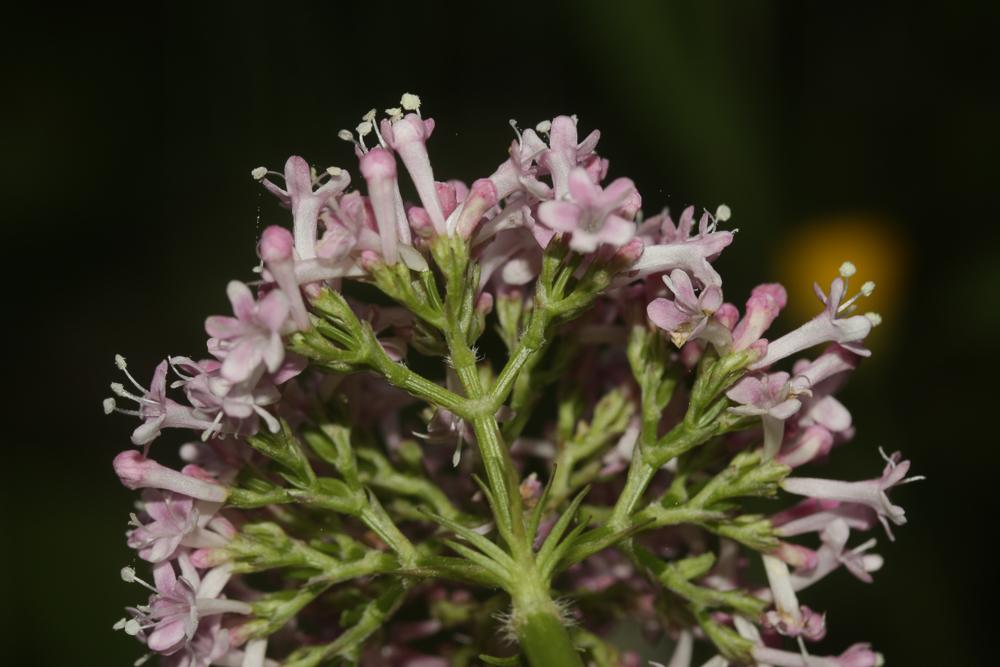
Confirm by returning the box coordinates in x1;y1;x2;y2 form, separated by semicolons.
727;371;811;458
777;425;835;468
258;225;310;330
380;111;445;235
127;490;229;563
771;498;878;537
161;615;230;667
731;283;787;351
205;281;291;384
752;643;883;667
537;167;638;253
114;451;229;503
647;269;724;348
761;554;827;641
359;147;402;263
254;155;351;260
106;357;222;446
627;205;734;287
121;554;249;656
790;519;883;591
752;265;877;370
782;451;923;539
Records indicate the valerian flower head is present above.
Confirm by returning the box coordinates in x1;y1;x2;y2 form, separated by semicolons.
104;96;909;667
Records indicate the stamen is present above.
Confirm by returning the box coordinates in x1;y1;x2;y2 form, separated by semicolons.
839;261;857;278
865;312;882;326
124;619;143;636
535;120;552;134
715;204;732;222
113;617;128;630
860;280;876;296
133;653;152;666
103;398;117;415
326;166;343;177
121;566;158;594
362;108;377;123
384;107;402;120
114;356;149;394
356;120;373;137
508;119;522;140
250;166;267;181
400;92;421;112
337;129;355;143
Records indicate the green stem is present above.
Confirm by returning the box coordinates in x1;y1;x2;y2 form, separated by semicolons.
514;598;584;667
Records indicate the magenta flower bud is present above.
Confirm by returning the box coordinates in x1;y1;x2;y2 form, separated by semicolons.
455;178;498;239
732;283;787;351
360;147;401;264
114;451;228;502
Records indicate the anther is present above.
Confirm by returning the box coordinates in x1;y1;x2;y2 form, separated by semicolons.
362;108;377;122
715;204;732;222
103;398;117;415
865;312;882;326
535;120;552;134
860;280;875;296
337;129;355;143
326;166;342;177
839;261;857;278
400;92;421;111
251;166;267;181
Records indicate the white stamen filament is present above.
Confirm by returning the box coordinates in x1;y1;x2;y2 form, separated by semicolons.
115;356;150;394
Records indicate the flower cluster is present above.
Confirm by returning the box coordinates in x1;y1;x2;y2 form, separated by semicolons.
107;94;916;667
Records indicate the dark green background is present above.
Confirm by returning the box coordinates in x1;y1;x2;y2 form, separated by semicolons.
6;2;996;664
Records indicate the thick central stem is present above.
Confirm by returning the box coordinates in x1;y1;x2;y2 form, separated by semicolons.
510;563;585;667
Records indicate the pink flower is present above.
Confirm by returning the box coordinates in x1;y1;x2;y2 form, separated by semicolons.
790;519;883;591
627;205;734;287
752;265;878;370
727;371;811;458
359;147;402;264
127;490;229;563
777;424;835;468
161;615;230;667
538;115;602;199
380;110;446;235
205;281;291;384
771;498;878;537
752;643;883;667
537;167;638;253
114;451;229;503
254;155;351;260
761;554;827;641
782;451;923;539
731;283;787;351
106;357;223;445
258;226;310;330
647;269;724;348
120;554;249;656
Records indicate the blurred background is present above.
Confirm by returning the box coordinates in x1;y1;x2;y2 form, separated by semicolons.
5;1;997;664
